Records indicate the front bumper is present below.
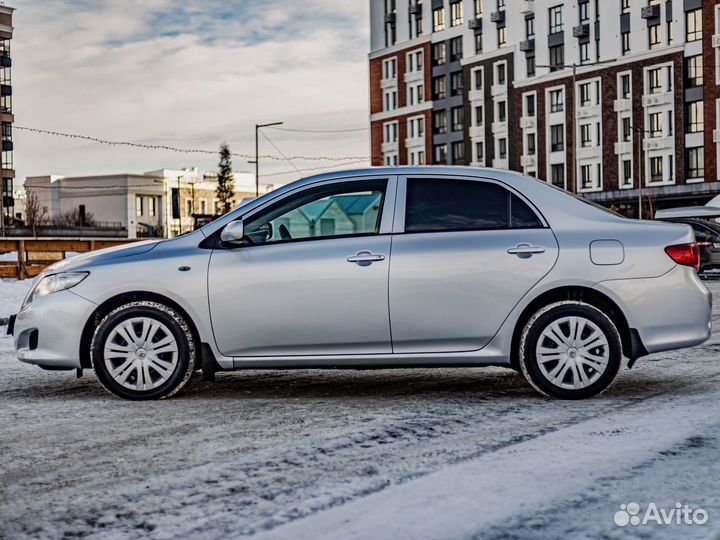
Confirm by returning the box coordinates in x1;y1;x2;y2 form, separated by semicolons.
596;265;712;354
14;290;96;369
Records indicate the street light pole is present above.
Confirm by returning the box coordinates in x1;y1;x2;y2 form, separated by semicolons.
255;121;283;197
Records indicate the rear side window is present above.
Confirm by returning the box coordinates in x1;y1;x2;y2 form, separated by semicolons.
405;178;543;232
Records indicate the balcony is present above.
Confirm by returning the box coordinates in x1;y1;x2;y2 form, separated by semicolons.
520;117;537;129
714;130;720;143
642;92;672;107
468;89;484;102
519;0;534;15
490;83;507;97
468;17;483;30
384;12;396;24
613;98;632;112
641;5;660;19
491;121;508;135
573;24;589;38
521;155;537;167
409;3;422;15
469;125;484;138
713;34;720;48
643;136;673;151
519;39;535;52
614;142;633;155
490;10;505;23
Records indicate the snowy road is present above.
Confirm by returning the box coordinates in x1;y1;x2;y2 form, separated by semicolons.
1;278;719;539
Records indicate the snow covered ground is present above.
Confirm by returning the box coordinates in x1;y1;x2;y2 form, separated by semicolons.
1;278;719;539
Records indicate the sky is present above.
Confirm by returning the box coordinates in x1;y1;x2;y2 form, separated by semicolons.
9;0;371;189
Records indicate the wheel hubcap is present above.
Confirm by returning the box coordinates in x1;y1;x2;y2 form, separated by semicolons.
535;315;610;390
103;317;179;391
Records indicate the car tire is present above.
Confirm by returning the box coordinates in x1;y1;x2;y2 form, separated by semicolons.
91;301;197;400
519;301;622;399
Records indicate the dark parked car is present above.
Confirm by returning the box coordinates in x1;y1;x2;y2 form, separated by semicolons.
663;218;720;272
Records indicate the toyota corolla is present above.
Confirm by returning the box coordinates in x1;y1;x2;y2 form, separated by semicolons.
10;167;712;400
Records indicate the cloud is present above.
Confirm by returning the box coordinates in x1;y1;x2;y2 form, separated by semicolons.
10;0;370;187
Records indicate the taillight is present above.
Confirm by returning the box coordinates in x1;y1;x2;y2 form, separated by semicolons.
665;242;700;271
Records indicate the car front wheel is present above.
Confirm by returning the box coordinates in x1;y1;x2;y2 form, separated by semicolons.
519;301;622;399
91;301;197;400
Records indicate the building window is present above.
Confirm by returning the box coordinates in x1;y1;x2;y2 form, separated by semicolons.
433;7;445;31
383;122;398;143
433;75;447;100
580;42;590;63
186;198;193;216
580;165;592;190
621;0;630;14
450;71;463;95
686;101;704;133
579;1;589;22
383;89;398;111
549;5;563;34
385;0;397;46
687;148;705;179
475;32;484;53
649;112;663;138
496;62;506;85
648;24;661;49
686;9;702;42
580;124;592;147
549;89;564;112
620;73;631;99
474;68;483;90
649;156;663;183
408;82;424;105
526;16;535;38
409;0;424;38
475;105;483;125
549;45;564;71
579;82;591;106
475;142;484;162
621;159;632;187
434;110;448;134
450;36;463;61
527;55;536;77
384;152;399;166
474;0;483;17
433;42;447;65
527;133;536;155
434;143;448;164
148;197;157;217
622;117;631;142
648;67;662;94
407;50;423;72
452;141;465;162
497;100;507;122
551;164;565;188
621;31;630;55
686;55;703;87
408;116;425;138
450;1;463;27
667;20;674;45
136;196;143;217
452;106;464;131
498;26;507;47
498;0;505;7
550;124;564;152
498;138;507;159
525;94;536;116
382;58;397;80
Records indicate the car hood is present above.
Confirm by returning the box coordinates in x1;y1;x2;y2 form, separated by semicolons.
43;239;161;274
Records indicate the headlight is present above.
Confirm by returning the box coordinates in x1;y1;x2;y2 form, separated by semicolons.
25;272;89;305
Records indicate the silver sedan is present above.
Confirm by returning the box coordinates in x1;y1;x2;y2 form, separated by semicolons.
11;167;712;400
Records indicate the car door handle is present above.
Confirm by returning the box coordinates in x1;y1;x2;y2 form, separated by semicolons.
347;251;385;265
507;243;546;256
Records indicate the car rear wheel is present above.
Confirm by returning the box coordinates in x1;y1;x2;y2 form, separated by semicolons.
91;301;196;400
519;301;622;399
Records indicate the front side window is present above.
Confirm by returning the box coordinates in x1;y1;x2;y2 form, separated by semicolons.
404;178;542;233
243;181;387;245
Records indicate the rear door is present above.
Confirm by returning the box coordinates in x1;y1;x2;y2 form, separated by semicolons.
389;175;559;353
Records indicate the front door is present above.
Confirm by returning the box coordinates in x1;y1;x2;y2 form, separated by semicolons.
208;178;394;357
389;176;559;353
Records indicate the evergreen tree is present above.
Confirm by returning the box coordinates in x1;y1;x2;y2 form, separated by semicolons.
216;143;235;215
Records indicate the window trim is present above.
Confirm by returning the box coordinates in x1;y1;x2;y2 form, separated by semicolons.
393;174;549;234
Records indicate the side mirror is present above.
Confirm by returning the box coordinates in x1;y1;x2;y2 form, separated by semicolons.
220;220;245;246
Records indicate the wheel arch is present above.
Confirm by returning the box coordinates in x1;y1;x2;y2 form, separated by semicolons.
509;285;633;370
79;291;201;369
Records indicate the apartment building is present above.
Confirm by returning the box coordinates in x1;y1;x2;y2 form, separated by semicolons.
24;168;259;238
0;5;13;228
369;0;720;217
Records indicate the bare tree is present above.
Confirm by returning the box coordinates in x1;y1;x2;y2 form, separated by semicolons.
24;188;48;237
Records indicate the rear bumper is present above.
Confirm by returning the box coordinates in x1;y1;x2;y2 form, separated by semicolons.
14;290;96;369
596;265;712;354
